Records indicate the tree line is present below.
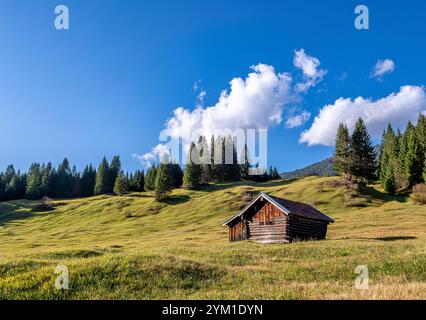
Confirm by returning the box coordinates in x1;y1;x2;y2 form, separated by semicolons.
333;115;426;195
146;135;280;201
0;156;144;202
0;135;280;203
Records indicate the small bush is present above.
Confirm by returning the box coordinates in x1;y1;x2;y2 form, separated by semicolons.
412;184;426;205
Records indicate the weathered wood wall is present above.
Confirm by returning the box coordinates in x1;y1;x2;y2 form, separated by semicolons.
228;200;330;243
247;202;288;243
287;215;328;241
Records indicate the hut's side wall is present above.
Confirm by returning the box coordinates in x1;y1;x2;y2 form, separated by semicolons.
287;215;328;241
229;219;247;242
247;202;288;243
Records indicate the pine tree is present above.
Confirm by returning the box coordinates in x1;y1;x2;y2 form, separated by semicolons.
40;162;53;197
183;142;202;189
26;163;42;200
198;136;211;184
416;114;426;180
334;123;351;178
383;164;396;195
155;163;173;201
144;165;157;191
379;124;398;190
80;165;96;197
240;143;250;179
130;170;145;192
109;155;121;193
349;118;377;182
56;158;72;197
210;135;217;182
405;123;423;187
94;157;110;195
113;171;127;195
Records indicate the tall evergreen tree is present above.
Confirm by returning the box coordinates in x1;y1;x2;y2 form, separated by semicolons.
80;165;96;197
379;124;398;191
404;122;423;187
26;163;42;200
56;158;72;197
113;171;127;195
108;155;121;193
349;118;377;182
183;142;202;189
333;123;351;178
240;143;250;179
94;157;110;195
155;163;173;201
40;162;53;197
198;136;211;184
144;165;157;191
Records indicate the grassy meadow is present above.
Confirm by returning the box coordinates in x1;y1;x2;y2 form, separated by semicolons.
0;176;425;299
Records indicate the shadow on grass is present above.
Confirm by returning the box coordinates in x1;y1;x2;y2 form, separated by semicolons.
374;236;417;241
360;184;409;203
163;195;190;205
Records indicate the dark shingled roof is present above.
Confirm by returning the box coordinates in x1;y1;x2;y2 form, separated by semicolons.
223;192;334;226
268;195;334;223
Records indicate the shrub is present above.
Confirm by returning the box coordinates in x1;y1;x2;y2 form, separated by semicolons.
412;184;426;205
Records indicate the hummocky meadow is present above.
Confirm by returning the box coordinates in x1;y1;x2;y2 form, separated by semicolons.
1;176;425;299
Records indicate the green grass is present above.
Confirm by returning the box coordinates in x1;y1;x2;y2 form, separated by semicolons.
0;176;425;299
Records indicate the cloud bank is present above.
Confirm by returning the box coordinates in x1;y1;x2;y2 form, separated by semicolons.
135;50;326;167
300;85;426;146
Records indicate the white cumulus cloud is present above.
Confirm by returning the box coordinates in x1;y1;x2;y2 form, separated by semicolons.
372;59;395;79
293;49;327;92
286;111;311;128
135;50;326;167
300;85;426;146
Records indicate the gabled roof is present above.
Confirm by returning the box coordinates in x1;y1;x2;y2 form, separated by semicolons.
223;192;334;226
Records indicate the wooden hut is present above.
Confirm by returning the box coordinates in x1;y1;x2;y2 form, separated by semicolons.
223;192;334;243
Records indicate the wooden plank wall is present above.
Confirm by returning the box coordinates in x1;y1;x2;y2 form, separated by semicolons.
287;215;328;241
247;202;288;243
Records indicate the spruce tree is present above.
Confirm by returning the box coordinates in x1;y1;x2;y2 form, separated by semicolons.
40;162;53;197
155;163;173;201
144;165;157;191
379;124;398;190
113;171;127;195
383;164;396;195
26;163;42;200
240;143;250;179
81;165;96;197
198;136;211;184
94;157;110;195
56;158;72;197
416;114;426;179
183;142;202;189
109;155;121;193
333;123;351;178
405;123;423;187
349;118;377;182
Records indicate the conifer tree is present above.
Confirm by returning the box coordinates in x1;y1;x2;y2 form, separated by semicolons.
144;165;157;191
113;171;127;195
240;143;250;179
81;165;96;197
183;142;202;189
349;118;377;182
379;124;398;190
333;123;351;178
155;163;173;201
40;162;52;197
108;155;121;193
56;158;72;197
404;123;423;186
94;157;110;195
26;163;42;200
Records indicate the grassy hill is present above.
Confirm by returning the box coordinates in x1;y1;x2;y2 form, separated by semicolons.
0;177;425;299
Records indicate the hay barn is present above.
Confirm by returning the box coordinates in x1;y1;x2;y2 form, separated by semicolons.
223;192;334;243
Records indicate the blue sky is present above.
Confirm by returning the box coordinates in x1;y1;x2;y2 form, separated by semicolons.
1;0;426;172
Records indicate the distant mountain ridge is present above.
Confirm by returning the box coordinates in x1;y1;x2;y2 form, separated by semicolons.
281;158;335;179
